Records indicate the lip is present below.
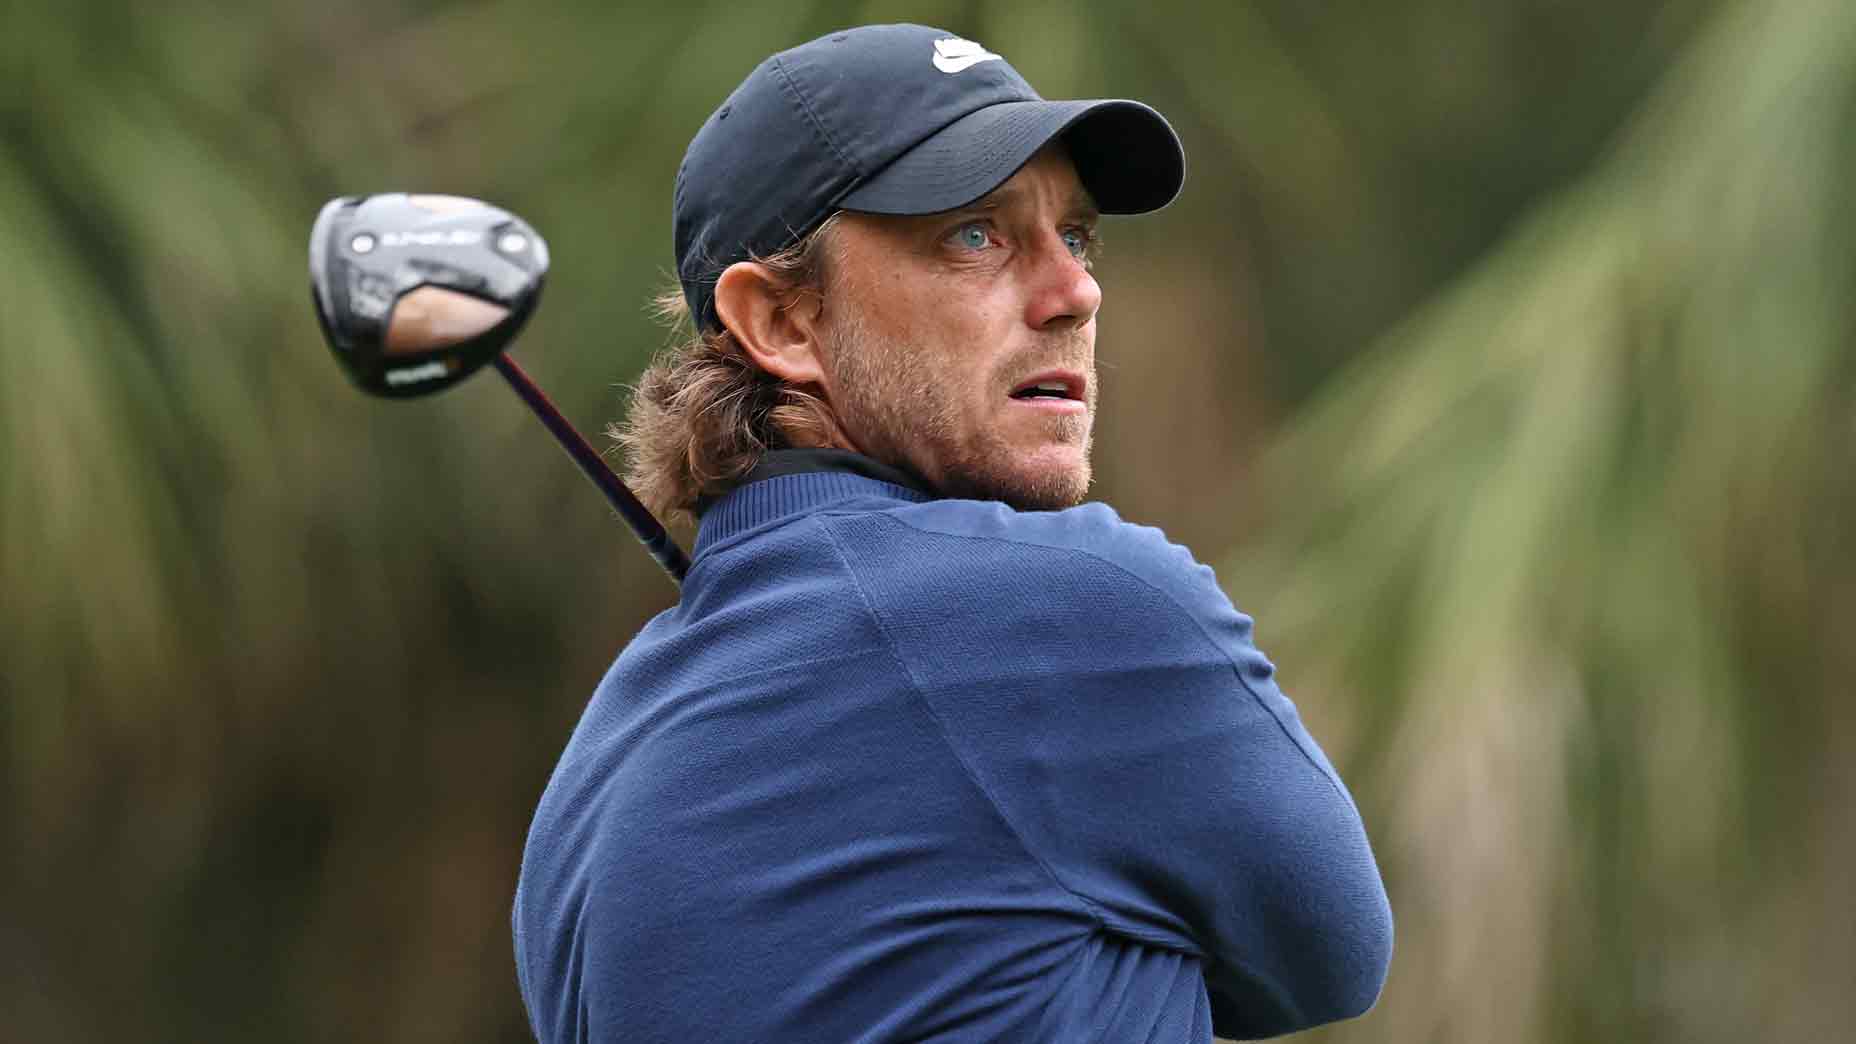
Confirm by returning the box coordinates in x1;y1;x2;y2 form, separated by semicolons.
1007;369;1088;412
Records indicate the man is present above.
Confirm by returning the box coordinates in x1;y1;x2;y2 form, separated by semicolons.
514;23;1391;1043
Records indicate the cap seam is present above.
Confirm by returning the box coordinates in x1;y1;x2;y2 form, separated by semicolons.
768;56;861;177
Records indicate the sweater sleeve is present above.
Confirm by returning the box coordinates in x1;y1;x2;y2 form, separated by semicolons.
823;504;1393;1039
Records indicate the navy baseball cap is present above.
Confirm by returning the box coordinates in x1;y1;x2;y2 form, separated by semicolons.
673;23;1186;332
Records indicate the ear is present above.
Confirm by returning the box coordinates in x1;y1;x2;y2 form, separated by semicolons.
713;261;827;386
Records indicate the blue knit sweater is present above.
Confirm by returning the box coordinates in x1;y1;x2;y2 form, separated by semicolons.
514;463;1392;1042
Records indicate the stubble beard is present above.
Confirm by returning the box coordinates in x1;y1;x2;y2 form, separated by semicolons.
821;310;1095;512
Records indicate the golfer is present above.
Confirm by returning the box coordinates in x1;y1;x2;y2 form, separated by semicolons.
514;23;1391;1042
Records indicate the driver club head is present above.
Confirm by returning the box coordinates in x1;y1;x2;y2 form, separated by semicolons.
310;193;549;398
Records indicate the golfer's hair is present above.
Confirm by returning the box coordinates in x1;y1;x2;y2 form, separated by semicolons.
613;214;845;529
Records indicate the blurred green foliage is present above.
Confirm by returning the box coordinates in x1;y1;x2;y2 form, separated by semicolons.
8;1;1849;1042
1238;1;1856;1039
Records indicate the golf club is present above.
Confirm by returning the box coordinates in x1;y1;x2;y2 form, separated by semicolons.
309;193;690;584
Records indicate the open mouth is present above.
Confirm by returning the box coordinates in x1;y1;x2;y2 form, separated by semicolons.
1008;372;1085;403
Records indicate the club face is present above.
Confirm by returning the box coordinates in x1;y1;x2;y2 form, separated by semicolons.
310;194;549;398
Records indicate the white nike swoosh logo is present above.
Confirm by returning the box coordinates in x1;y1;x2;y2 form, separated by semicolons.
932;38;1003;74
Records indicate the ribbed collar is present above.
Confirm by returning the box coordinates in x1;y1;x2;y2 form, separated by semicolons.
693;450;936;557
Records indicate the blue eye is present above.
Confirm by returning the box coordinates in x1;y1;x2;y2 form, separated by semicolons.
1062;227;1092;258
952;223;990;250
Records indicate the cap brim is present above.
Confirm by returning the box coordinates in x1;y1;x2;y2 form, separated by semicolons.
837;98;1184;216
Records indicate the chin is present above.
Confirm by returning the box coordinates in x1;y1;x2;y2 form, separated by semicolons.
944;446;1092;511
1006;472;1091;512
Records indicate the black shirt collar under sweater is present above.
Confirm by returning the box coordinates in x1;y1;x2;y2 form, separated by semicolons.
737;449;928;493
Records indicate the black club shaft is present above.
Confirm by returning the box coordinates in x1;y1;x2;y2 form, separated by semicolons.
491;353;690;584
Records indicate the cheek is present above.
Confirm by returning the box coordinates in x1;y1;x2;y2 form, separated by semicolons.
838;260;1020;414
886;260;1011;329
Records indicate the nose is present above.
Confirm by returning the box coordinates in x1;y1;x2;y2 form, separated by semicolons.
1023;233;1102;331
